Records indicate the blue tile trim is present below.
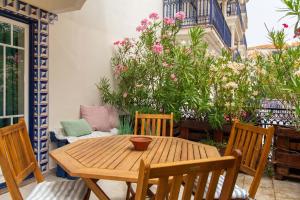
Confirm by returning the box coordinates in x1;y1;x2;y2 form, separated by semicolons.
0;9;50;174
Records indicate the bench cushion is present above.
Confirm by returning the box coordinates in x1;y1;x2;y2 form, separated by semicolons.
26;179;87;200
193;174;248;199
52;128;118;143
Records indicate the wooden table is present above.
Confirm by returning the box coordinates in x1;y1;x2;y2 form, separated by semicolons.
50;135;220;199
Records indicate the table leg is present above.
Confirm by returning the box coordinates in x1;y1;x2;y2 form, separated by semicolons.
82;178;110;200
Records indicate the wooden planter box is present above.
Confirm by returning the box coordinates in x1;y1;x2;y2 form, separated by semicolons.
178;119;232;143
273;126;300;180
178;119;212;140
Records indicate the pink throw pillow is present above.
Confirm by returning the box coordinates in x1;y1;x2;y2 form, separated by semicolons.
80;105;112;131
105;105;119;128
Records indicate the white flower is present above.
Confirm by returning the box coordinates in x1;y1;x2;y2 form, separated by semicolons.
135;84;143;88
256;68;266;75
225;82;238;89
226;62;245;75
295;69;300;77
225;102;230;107
253;91;259;96
180;40;187;46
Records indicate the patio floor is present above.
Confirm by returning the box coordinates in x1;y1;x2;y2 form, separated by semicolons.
1;170;300;199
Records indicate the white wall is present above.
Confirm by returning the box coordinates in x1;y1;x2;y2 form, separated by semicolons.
49;0;163;130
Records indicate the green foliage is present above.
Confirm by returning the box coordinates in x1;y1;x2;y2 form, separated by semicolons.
280;0;300;33
97;15;213;121
97;12;300;130
118;115;133;135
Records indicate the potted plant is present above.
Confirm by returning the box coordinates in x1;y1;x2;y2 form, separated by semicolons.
97;12;214;137
256;15;300;179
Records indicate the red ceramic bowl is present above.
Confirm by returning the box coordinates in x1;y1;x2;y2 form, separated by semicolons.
130;136;152;151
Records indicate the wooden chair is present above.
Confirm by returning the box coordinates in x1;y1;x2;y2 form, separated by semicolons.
135;150;242;200
0;119;90;200
126;112;174;199
224;120;275;199
134;111;174;136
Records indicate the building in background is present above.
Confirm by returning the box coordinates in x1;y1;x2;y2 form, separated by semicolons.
164;0;249;57
248;42;300;56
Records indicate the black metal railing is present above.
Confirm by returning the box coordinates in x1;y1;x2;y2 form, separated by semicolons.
227;0;244;30
163;0;232;47
257;100;295;128
240;34;247;48
240;3;247;13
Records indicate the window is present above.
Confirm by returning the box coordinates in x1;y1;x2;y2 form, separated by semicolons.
0;16;29;185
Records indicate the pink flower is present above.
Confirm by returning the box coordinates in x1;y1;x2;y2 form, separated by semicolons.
175;11;185;21
113;40;120;45
164;17;175;25
120;38;129;46
152;42;163;54
141;18;150;26
114;64;128;77
123;92;128;98
294;30;300;38
136;25;146;32
149;12;159;20
170;73;177;81
282;23;289;28
163;62;172;68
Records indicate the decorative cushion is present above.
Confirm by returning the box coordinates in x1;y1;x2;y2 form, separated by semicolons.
26;179;87;200
105;105;119;128
194;174;248;199
80;105;114;131
61;119;92;137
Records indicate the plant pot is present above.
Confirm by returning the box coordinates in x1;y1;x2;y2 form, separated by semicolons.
130;136;152;151
273;126;300;180
178;119;212;140
213;129;223;143
218;147;226;156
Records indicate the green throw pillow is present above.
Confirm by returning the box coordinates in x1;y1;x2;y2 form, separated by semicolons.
61;119;92;137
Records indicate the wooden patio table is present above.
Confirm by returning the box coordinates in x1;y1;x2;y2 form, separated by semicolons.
50;135;220;200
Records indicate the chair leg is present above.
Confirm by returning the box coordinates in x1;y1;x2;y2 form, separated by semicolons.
83;188;91;200
126;182;134;200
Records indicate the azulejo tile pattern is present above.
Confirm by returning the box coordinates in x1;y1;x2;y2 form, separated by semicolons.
0;0;57;173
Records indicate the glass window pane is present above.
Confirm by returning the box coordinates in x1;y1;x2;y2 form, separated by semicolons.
6;47;24;115
13;25;24;47
0;118;11;128
0;47;3;116
0;22;11;45
13;117;21;124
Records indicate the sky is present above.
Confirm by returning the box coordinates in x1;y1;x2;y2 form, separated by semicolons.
246;0;298;47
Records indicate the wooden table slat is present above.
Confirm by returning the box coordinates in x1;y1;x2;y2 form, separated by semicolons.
166;139;177;163
76;136;118;160
159;138;173;163
151;138;169;164
87;136;129;167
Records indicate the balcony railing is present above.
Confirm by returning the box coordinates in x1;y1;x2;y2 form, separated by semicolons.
233;49;240;60
240;34;247;48
227;0;244;30
163;0;232;47
240;3;247;13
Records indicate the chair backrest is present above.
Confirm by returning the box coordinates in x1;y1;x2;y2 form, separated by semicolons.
135;150;242;200
224;120;274;199
0;119;44;200
134;111;174;136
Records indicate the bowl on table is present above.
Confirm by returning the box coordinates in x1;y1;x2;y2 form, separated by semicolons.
130;136;152;151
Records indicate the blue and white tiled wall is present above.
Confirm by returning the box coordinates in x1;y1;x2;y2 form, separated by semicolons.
0;0;57;173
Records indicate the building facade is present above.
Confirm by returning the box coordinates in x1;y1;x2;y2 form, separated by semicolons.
164;0;249;57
